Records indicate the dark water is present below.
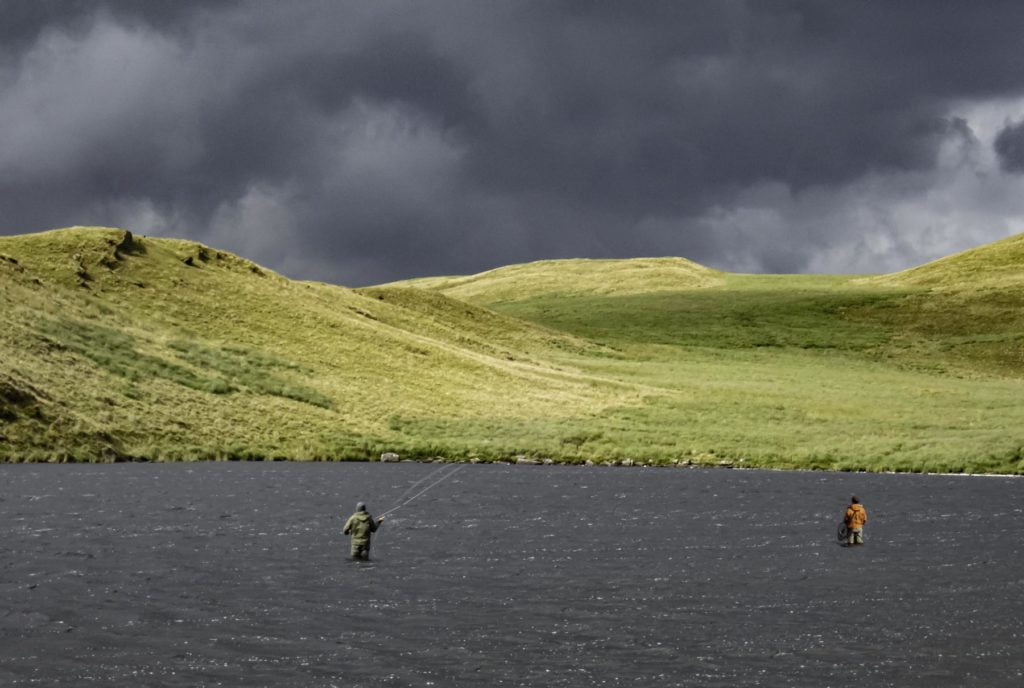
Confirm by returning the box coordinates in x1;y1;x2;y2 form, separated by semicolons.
1;463;1022;687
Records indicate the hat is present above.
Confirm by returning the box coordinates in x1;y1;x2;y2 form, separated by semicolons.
356;502;366;511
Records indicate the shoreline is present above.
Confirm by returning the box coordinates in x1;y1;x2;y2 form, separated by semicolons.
2;455;1021;477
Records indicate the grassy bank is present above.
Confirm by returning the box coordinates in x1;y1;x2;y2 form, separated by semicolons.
1;226;1022;472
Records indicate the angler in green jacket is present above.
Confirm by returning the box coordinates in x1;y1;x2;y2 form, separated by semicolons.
343;502;384;560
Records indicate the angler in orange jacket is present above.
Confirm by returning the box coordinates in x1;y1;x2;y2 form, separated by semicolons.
844;496;868;546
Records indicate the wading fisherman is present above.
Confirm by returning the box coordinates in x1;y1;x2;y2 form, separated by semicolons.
343;502;384;560
844;496;868;546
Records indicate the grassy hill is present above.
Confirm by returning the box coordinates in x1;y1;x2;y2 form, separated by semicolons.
849;232;1024;375
1;226;1022;472
393;256;724;303
0;227;624;462
391;240;1024;473
865;232;1024;289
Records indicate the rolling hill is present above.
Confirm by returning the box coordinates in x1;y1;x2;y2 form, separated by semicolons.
392;256;724;303
1;226;1022;472
0;227;623;462
865;232;1024;289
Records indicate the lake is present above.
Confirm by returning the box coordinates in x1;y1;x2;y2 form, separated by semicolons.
1;462;1022;687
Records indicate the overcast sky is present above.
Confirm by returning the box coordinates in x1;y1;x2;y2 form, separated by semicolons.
3;1;1024;285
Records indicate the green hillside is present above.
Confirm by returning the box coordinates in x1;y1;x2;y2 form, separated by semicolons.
0;227;624;462
396;240;1024;473
394;256;724;303
1;226;1022;472
849;232;1024;376
866;232;1024;289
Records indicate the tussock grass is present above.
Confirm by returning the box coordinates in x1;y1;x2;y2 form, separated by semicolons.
38;318;231;394
0;227;622;463
1;226;1022;472
405;250;1024;473
166;339;331;407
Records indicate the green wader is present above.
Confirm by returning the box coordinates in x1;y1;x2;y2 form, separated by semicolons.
343;511;379;560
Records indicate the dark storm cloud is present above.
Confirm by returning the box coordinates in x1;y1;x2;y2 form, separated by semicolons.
3;1;1024;284
0;0;239;53
994;119;1024;173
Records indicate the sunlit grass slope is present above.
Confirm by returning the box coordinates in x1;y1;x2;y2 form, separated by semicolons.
849;232;1024;376
866;232;1024;289
393;256;724;303
2;226;1022;472
0;227;624;462
402;243;1024;474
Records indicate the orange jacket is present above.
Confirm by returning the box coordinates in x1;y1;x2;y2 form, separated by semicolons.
845;503;867;529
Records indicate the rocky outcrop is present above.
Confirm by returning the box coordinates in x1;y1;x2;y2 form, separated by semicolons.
0;378;45;422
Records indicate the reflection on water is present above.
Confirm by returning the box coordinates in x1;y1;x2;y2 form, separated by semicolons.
1;463;1022;687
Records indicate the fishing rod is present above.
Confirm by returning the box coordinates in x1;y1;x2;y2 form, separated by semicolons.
378;464;465;519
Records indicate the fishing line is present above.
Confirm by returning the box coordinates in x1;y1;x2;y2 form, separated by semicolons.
379;464;465;518
389;462;456;506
